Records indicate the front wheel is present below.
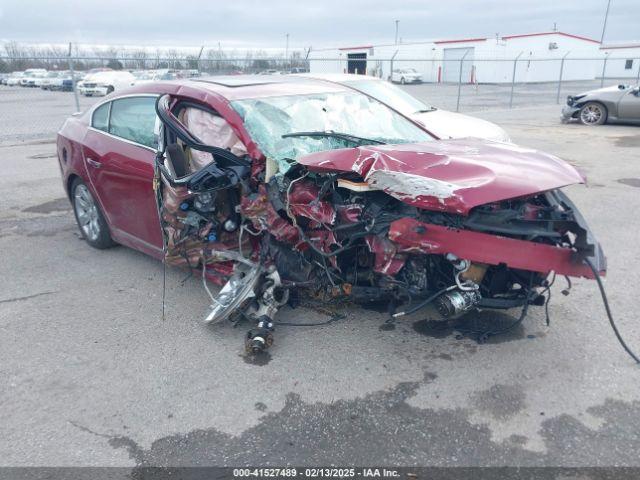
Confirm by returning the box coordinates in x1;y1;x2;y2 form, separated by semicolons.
71;179;116;249
579;102;607;125
400;77;406;85
106;85;114;94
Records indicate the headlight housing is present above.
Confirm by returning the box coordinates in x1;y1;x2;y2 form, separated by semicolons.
567;95;585;106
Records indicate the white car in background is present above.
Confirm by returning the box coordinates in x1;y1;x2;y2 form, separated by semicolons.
6;72;24;86
297;73;510;142
78;70;136;96
40;71;61;89
390;68;422;84
130;69;183;86
20;69;47;87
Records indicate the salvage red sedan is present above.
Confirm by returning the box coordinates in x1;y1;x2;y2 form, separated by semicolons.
57;76;606;354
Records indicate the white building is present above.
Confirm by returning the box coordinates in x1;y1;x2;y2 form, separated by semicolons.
600;42;640;80
309;31;612;84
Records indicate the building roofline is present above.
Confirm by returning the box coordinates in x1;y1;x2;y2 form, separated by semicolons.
312;31;602;52
434;37;487;45
600;43;640;50
338;45;374;51
501;31;600;44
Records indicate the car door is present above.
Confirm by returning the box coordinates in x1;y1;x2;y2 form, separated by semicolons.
82;95;163;254
617;88;640;121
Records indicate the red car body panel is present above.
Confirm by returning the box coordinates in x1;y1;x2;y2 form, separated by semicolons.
81;130;162;250
389;218;597;278
297;141;586;215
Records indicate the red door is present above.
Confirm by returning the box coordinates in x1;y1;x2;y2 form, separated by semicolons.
82;96;163;256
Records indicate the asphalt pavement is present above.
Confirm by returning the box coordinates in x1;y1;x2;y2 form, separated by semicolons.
1;104;639;470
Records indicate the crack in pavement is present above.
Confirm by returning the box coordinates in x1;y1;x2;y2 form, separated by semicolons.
0;290;58;304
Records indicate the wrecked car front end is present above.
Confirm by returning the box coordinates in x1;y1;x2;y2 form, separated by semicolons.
153;87;605;355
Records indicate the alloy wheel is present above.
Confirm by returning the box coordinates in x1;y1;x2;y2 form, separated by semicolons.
580;104;603;125
74;184;101;242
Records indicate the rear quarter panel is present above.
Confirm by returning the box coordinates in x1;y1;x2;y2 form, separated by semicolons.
57;116;90;198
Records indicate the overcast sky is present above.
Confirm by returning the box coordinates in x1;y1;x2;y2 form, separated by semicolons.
1;0;638;49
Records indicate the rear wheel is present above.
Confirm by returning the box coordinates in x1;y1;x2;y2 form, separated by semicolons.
579;102;607;125
400;77;406;85
71;179;116;249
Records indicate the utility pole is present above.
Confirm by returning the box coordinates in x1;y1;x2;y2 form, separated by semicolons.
395;20;399;44
600;0;611;44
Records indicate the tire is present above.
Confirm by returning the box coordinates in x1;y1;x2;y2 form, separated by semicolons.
400;77;406;85
106;85;114;94
71;178;116;249
579;102;607;125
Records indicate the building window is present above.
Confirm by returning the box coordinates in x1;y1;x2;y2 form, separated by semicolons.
625;59;634;70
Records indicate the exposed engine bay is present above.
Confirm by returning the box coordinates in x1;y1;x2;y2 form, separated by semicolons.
153;94;608;356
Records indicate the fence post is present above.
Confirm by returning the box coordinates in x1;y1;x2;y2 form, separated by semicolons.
390;49;399;81
196;45;204;73
304;46;311;73
67;42;80;113
455;49;470;112
556;51;570;104
509;51;523;109
600;52;609;88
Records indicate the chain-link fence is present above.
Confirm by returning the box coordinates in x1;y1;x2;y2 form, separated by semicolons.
1;54;639;144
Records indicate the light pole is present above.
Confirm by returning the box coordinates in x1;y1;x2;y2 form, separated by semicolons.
285;33;290;70
394;20;399;44
600;0;611;44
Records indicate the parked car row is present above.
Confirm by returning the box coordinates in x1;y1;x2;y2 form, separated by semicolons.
0;67;201;96
77;69;202;96
1;68;74;91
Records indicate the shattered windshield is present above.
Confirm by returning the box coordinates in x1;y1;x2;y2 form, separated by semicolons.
231;91;433;173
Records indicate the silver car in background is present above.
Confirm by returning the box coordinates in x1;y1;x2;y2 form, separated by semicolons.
298;73;510;142
562;84;640;125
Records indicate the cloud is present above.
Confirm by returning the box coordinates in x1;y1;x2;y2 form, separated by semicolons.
0;0;637;48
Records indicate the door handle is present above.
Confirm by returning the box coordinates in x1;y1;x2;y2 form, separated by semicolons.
86;158;102;168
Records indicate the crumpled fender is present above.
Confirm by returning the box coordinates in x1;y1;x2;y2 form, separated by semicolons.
298;139;585;215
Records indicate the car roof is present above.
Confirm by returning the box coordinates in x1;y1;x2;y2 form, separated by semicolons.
119;74;352;101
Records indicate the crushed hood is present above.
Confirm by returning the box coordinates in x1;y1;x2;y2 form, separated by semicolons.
297;138;585;215
577;84;630;97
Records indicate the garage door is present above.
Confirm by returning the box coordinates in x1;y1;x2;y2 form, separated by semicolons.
442;47;474;83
